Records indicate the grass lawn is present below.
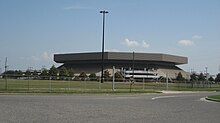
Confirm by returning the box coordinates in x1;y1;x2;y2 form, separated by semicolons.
207;95;220;102
0;79;220;93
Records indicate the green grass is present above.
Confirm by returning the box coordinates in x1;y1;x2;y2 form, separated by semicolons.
0;89;160;94
207;95;220;102
0;79;220;94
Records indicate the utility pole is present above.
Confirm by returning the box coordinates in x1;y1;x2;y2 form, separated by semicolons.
205;67;208;78
205;67;208;87
100;10;108;83
166;73;169;91
4;57;8;90
112;66;115;91
5;57;8;72
0;60;2;74
130;52;135;93
132;52;134;79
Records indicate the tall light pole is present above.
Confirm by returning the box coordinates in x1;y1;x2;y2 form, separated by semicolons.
5;57;8;73
100;10;108;83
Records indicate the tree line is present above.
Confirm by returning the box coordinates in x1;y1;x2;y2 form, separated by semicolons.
1;65;123;81
176;72;220;83
1;65;220;83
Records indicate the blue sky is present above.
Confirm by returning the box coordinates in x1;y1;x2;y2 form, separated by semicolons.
0;0;220;75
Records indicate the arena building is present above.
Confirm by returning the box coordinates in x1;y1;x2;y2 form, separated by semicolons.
54;52;189;80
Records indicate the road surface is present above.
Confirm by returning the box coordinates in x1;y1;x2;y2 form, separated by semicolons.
0;92;219;123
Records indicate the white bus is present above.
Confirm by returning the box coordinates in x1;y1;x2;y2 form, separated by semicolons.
121;68;159;79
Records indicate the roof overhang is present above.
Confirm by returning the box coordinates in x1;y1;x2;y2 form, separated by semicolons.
54;52;188;65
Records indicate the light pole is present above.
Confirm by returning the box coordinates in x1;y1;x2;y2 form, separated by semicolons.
0;60;1;74
100;10;108;83
205;67;208;87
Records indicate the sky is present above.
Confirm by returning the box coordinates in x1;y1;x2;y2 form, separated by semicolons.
0;0;220;75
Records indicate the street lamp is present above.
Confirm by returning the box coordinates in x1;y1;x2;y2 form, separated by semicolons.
100;10;108;83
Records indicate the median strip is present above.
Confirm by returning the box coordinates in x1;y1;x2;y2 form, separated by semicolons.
205;95;220;102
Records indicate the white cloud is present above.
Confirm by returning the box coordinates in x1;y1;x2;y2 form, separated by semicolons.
41;52;51;61
123;38;140;47
142;41;150;48
122;38;150;48
177;35;202;47
178;40;194;46
192;35;203;39
31;52;52;62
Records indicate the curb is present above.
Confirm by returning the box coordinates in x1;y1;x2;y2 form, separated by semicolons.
205;97;220;102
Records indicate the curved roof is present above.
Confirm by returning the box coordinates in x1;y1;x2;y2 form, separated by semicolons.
54;52;188;65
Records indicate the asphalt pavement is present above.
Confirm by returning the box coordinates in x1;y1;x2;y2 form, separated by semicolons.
0;92;219;123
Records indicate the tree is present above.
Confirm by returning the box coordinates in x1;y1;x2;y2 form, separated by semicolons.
49;65;58;77
25;70;31;76
176;72;185;81
32;70;39;80
3;70;16;79
68;69;74;77
198;73;205;81
190;73;197;81
40;69;49;80
115;71;122;81
79;72;87;80
40;69;48;76
114;72;121;78
208;76;214;82
104;70;110;78
59;67;69;80
89;73;96;81
33;70;39;76
190;73;197;88
15;70;23;76
215;73;220;83
4;70;15;75
59;66;69;77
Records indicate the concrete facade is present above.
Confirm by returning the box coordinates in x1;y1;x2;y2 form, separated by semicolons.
54;52;188;79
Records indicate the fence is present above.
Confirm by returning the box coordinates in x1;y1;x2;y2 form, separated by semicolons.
0;74;220;92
